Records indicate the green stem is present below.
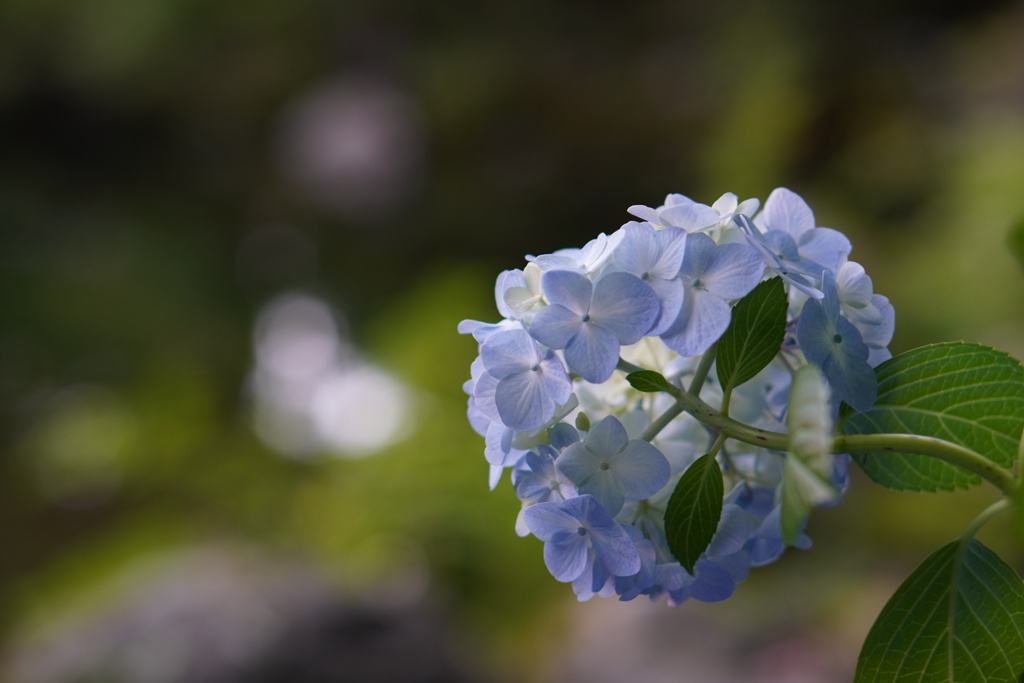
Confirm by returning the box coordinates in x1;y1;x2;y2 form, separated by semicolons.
641;402;686;442
958;499;1011;543
689;345;717;396
670;391;1016;495
833;433;1017;497
619;358;1018;496
616;358;645;375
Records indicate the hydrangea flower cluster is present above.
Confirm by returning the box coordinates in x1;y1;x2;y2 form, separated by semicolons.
460;188;895;604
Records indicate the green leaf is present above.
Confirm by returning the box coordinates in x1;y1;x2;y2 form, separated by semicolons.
664;452;723;574
842;342;1024;491
781;365;839;544
855;539;1024;683
716;277;788;393
626;370;674;394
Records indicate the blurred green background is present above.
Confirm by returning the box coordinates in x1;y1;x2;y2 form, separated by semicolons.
2;1;1024;681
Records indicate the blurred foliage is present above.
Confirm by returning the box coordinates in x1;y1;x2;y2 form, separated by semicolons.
3;0;1024;680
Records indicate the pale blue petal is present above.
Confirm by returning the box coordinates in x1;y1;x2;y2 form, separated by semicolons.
660;289;731;357
488;464;503;490
613;222;660;274
615;536;656;600
626;205;660;223
467;398;491;437
701;242;764;300
707;504;759;556
528;304;582;350
611;441;670;501
861;294;895;350
760;187;815;237
544;536;590;582
539;351;573;404
585;415;630;455
495;269;525;319
681;232;716;277
564;322;619;383
647;277;685;336
549;422;580;449
658;202;720;231
577;501;642;576
798;228;851;276
578;471;625;517
835;261;873;309
590;272;660;343
479;328;534;378
471;369;501;422
555;442;599;484
688;559;738;602
797;281;877;412
484;422;519;467
652;227;687;279
523;500;580;541
541;269;592;314
495;368;553;431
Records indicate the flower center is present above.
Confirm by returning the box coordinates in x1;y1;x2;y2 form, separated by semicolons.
691;278;704;290
577;527;587;536
641;271;651;281
833;334;843;344
581;313;591;322
530;363;540;372
600;462;610;471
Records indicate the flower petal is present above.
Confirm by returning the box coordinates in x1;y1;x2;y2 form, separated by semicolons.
611;440;671;501
585;415;630;455
523;500;580;541
564;322;620;383
590;272;660;343
700;242;764;300
544;536;590;582
528;304;582;350
479;328;534;378
495;368;553;431
541;269;592;313
760;187;815;237
660;289;731;357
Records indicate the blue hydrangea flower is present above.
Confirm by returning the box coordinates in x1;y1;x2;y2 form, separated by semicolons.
479;327;573;431
627;192;759;234
556;415;670;516
528;231;623;274
514;445;578;505
659;232;764;357
523;494;641;583
755;187;851;278
529;270;659;382
796;271;877;412
611;222;687;335
733;214;823;299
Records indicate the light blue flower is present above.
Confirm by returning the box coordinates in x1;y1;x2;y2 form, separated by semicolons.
514;445;578;504
796;271;877;412
659;232;764;357
611;222;687;334
479;327;573;431
733;214;823;299
523;494;642;583
529;270;659;382
755;187;851;277
627;192;759;234
556;415;670;516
